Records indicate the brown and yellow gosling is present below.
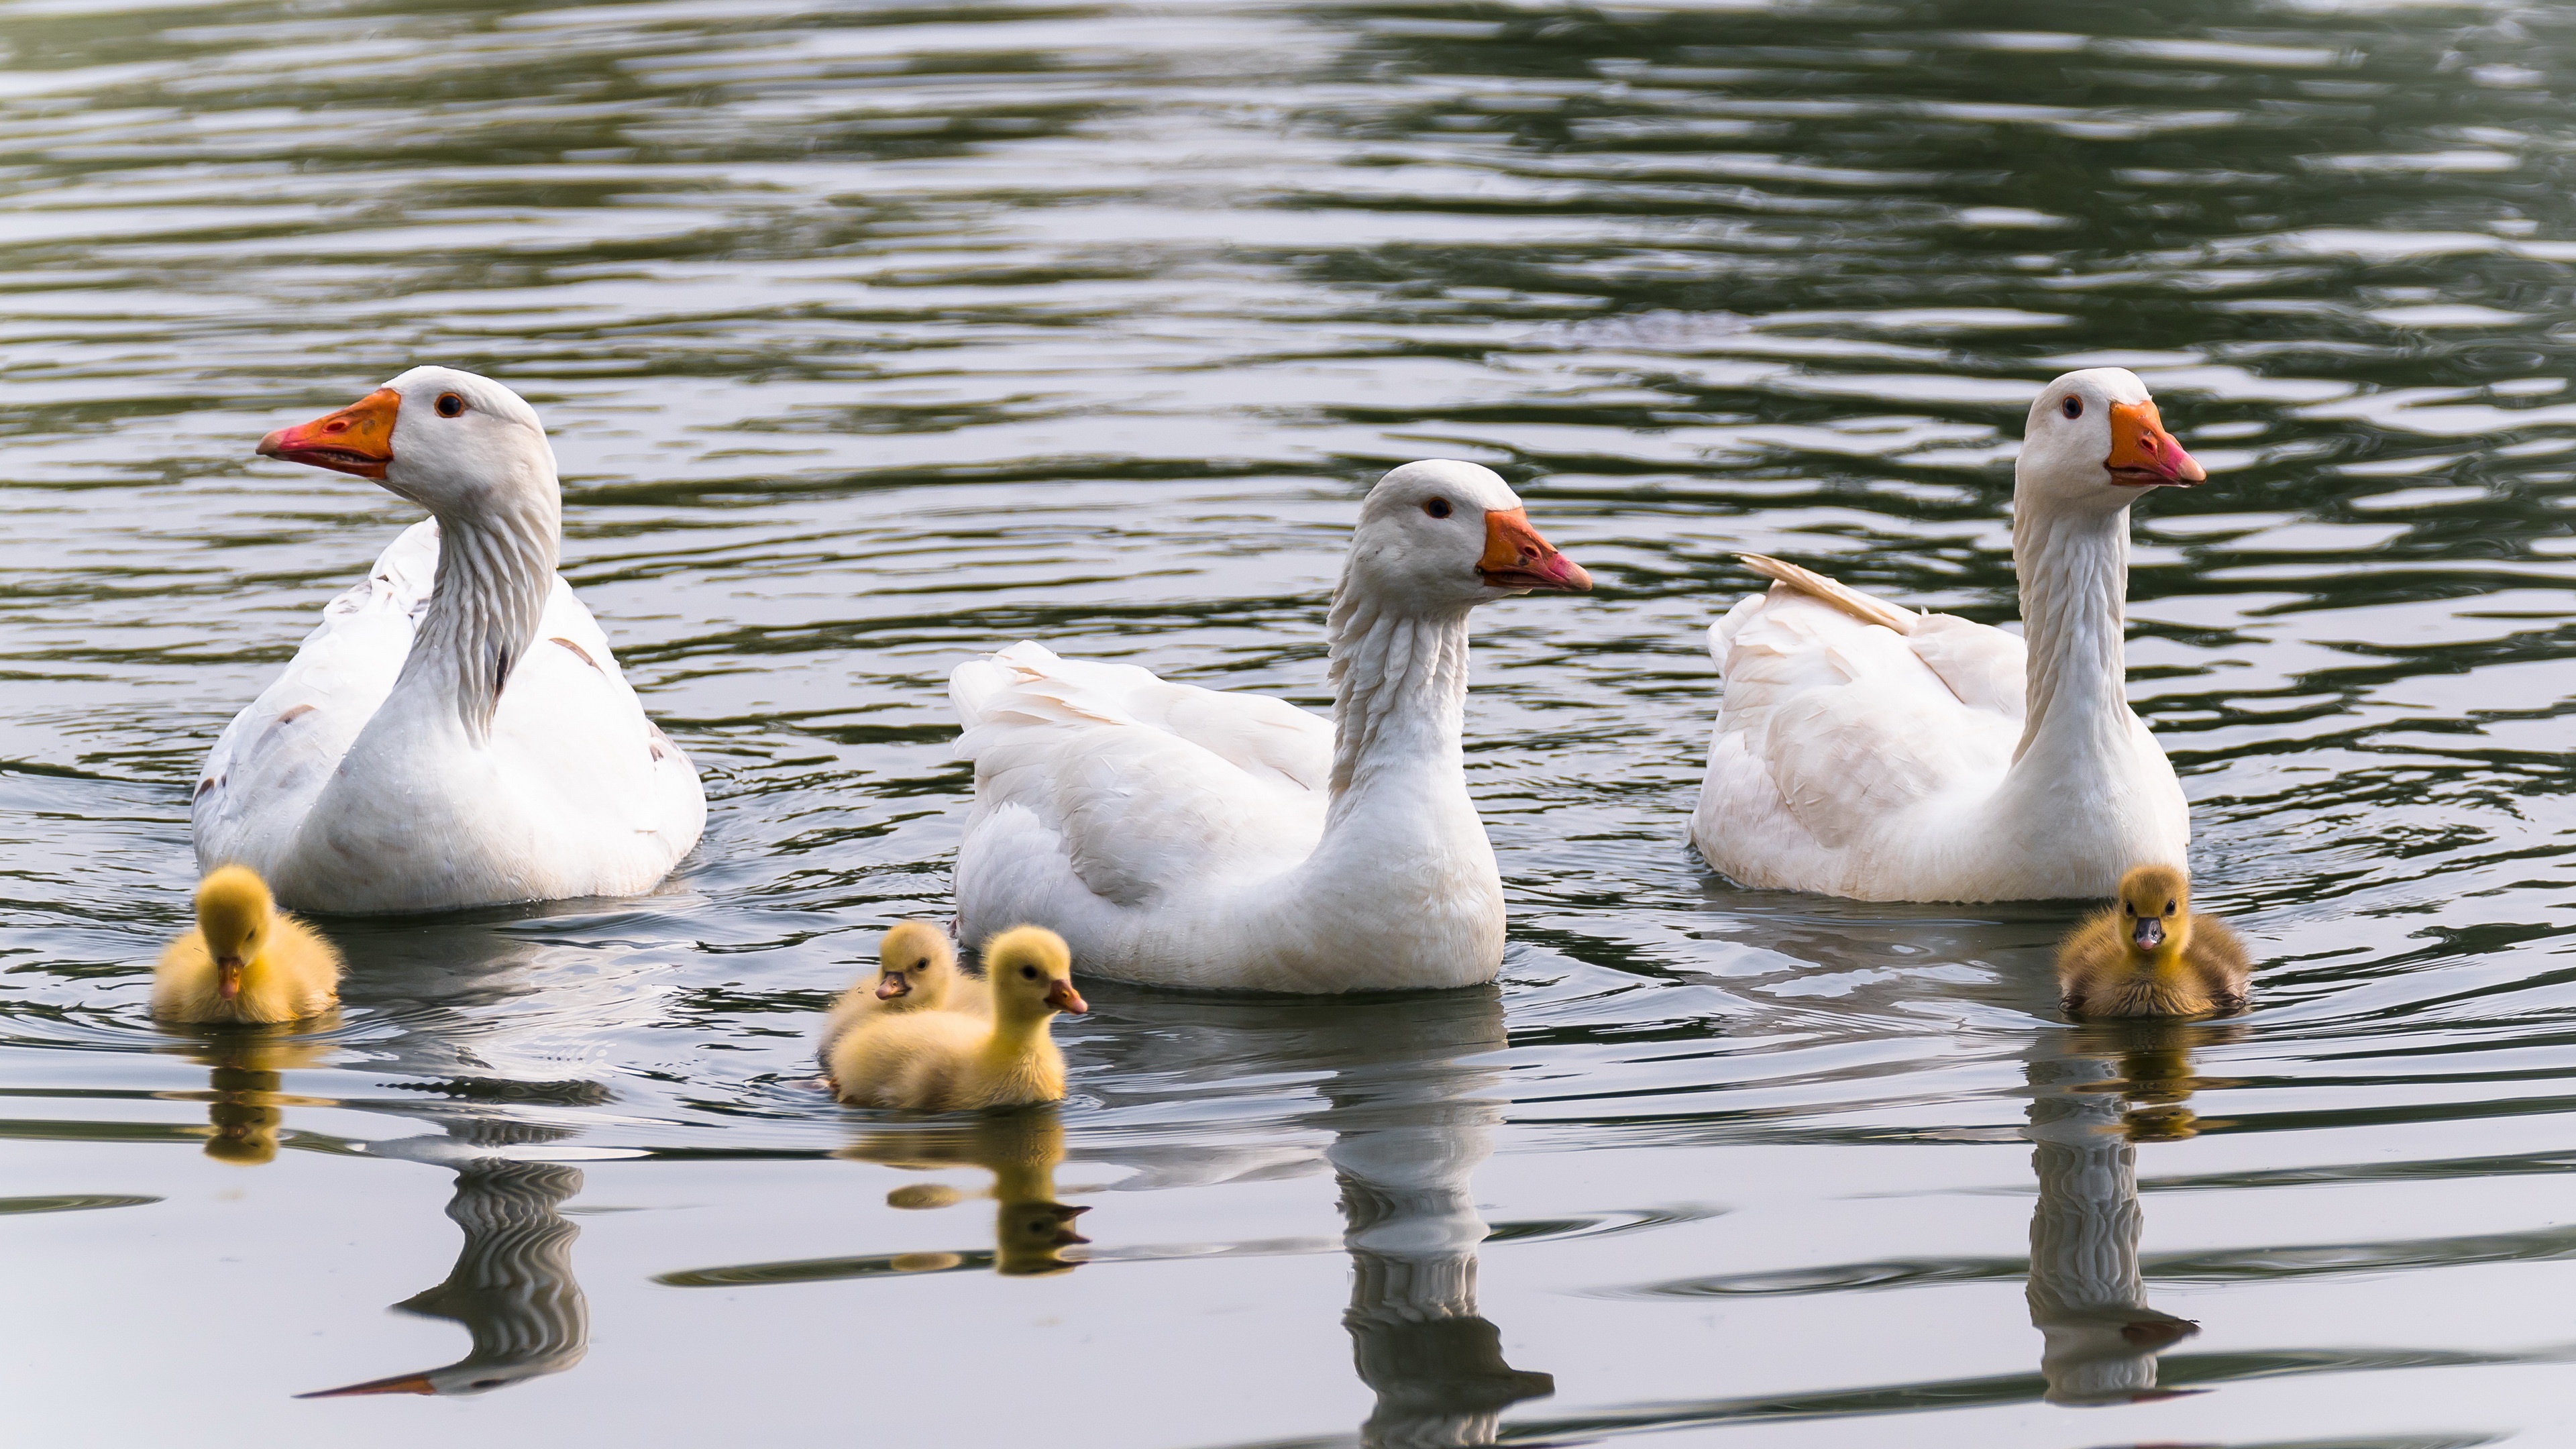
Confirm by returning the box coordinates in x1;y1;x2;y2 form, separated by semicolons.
827;926;1086;1111
818;920;989;1065
2056;865;2250;1019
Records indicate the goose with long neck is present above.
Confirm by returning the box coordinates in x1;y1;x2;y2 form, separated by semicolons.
949;460;1591;991
193;367;706;914
1689;368;2202;902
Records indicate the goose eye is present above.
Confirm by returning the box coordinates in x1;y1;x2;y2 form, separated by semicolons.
2060;396;2082;420
912;958;931;971
435;392;466;418
1020;965;1039;980
1424;498;1452;519
2165;901;2177;915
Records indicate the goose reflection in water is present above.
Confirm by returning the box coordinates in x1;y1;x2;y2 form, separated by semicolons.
2025;1019;2241;1406
1083;983;1553;1448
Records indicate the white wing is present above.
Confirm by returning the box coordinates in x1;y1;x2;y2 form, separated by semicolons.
951;642;1330;938
1693;575;2024;892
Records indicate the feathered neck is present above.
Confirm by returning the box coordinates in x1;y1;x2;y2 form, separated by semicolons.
1322;580;1472;812
2009;500;2133;769
392;492;560;743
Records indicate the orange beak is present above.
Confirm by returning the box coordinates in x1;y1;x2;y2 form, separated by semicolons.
295;1371;439;1399
874;972;910;1001
257;388;400;479
1044;979;1088;1014
2104;400;2204;488
215;957;244;1002
1477;508;1591;592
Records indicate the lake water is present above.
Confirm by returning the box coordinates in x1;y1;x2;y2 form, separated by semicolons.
5;0;2576;1443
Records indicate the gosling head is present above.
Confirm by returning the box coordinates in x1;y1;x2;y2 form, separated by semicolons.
983;926;1087;1021
2018;368;2204;516
1344;460;1591;613
194;866;276;1004
2116;864;2192;961
256;366;557;519
873;921;957;1006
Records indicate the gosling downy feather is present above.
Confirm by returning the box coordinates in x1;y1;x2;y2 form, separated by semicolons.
1690;369;2201;902
817;920;991;1065
949;460;1591;991
154;865;343;1024
194;367;705;914
828;926;1087;1111
2057;864;2251;1018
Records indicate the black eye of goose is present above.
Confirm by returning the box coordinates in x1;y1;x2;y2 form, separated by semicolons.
435;392;466;418
2060;396;2082;420
1424;498;1451;519
1020;965;1039;980
2165;900;2178;915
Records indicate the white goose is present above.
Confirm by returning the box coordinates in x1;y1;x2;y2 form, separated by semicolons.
950;460;1591;991
194;367;705;914
1690;368;2202;902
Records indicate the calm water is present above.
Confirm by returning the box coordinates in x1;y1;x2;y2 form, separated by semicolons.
4;0;2575;1443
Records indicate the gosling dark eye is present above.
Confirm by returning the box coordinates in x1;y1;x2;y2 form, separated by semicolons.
435;393;466;418
1424;498;1451;519
1020;965;1039;980
2060;396;2082;420
912;958;930;971
2165;901;2177;915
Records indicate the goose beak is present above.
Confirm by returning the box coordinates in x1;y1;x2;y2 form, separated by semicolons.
2105;400;2204;488
2131;918;2165;951
296;1371;439;1398
215;956;244;1002
1477;508;1592;592
258;388;400;480
1044;979;1088;1014
875;973;910;1000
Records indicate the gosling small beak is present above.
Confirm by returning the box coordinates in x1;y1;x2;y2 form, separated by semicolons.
215;956;244;1002
1049;1203;1091;1247
1476;508;1592;593
295;1371;439;1399
875;973;910;1000
2104;400;2204;488
2131;918;2165;951
258;388;400;480
1044;979;1088;1014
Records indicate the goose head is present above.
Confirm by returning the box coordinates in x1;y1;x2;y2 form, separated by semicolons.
2115;863;2193;964
983;926;1087;1023
256;366;557;517
1345;460;1592;612
2017;369;2204;515
194;865;276;1003
873;920;959;1007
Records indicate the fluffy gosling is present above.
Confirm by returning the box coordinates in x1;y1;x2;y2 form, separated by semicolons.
817;921;988;1065
2057;865;2250;1019
153;866;341;1025
828;926;1086;1110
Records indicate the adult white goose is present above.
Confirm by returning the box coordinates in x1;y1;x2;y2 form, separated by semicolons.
950;460;1591;992
1690;368;2203;902
194;367;705;914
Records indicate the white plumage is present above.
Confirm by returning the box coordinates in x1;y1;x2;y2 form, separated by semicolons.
194;367;704;914
951;460;1592;992
1690;368;2202;902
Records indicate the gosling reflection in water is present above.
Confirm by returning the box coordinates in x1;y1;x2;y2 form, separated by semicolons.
301;1156;589;1398
842;1107;1088;1277
161;1020;340;1166
2025;1019;2240;1406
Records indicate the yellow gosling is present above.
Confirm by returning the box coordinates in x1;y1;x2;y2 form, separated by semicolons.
152;866;341;1025
828;926;1086;1110
2057;865;2251;1019
818;921;988;1063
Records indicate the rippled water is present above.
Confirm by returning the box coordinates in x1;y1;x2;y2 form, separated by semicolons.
5;0;2576;1442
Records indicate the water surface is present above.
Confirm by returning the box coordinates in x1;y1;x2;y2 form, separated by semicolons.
4;0;2576;1443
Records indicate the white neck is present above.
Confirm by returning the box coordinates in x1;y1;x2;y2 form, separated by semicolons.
391;494;560;743
2007;500;2133;775
1322;586;1473;820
